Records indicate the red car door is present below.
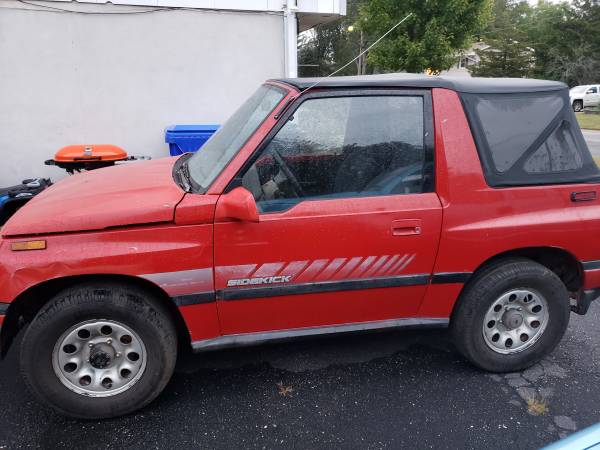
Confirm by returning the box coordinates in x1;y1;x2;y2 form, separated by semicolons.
213;90;443;335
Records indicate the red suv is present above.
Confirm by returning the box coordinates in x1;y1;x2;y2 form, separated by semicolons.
1;74;599;419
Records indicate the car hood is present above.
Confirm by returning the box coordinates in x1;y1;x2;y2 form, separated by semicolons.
1;157;185;237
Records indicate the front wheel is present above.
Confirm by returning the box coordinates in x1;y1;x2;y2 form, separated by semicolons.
20;283;177;419
573;100;583;112
451;259;570;372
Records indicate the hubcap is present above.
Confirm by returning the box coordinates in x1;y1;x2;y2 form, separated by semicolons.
52;319;147;397
482;289;549;355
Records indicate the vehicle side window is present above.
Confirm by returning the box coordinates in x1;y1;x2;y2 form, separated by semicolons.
587;87;598;94
523;121;582;173
473;94;564;173
462;91;600;187
240;95;431;213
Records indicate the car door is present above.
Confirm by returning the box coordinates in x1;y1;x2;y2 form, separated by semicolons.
584;85;600;107
213;90;443;335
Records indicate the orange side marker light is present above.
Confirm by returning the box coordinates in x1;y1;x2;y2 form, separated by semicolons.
11;240;47;251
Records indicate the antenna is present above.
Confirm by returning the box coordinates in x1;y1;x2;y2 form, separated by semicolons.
301;12;414;93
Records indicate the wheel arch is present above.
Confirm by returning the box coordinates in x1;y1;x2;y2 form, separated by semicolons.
1;274;191;358
450;246;582;319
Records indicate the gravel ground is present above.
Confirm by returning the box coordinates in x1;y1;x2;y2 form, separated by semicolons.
0;300;598;449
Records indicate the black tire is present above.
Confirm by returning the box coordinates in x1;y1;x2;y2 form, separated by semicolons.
450;258;570;372
573;100;583;112
20;283;177;419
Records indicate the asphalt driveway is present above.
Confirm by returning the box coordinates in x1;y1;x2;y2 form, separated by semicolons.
583;129;600;157
0;300;598;449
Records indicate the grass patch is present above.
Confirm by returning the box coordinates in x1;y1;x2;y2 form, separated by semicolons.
527;397;549;416
577;113;600;130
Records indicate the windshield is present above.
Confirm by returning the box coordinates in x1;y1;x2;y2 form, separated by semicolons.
187;84;286;191
571;85;589;93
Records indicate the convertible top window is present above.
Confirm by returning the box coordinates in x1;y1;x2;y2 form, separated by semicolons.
462;90;600;187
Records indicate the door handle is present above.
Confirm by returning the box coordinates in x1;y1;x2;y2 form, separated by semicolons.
571;191;596;202
391;219;422;236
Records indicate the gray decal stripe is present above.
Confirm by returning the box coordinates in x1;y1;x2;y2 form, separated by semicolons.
385;254;410;276
192;317;450;352
218;274;430;301
172;292;216;307
0;303;9;314
431;272;472;284
582;260;600;271
141;268;214;297
378;254;400;276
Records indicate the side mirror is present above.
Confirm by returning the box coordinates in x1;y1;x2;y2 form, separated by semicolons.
216;187;259;223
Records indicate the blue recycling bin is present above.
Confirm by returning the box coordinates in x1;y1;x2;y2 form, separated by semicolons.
165;124;220;156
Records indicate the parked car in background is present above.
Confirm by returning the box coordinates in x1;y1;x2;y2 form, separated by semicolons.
570;84;600;111
1;74;600;419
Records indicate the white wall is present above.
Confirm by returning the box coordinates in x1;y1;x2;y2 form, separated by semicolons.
0;1;285;185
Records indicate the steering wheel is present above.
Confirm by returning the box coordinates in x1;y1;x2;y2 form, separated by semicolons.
270;148;306;197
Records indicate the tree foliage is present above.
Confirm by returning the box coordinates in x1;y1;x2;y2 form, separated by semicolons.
471;0;600;85
298;0;600;85
357;0;493;73
470;0;534;77
470;38;534;78
297;0;368;77
542;0;600;86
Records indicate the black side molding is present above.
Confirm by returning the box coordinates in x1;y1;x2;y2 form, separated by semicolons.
218;274;430;301
191;317;450;352
0;303;9;315
172;292;215;307
582;260;600;271
431;272;472;284
170;271;473;306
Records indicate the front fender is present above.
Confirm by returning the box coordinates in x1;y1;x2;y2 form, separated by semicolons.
0;223;214;303
0;222;218;357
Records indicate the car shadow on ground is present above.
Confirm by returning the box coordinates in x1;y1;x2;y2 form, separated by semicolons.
175;327;454;376
0;317;597;449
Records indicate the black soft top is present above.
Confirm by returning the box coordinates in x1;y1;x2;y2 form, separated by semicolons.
273;73;566;94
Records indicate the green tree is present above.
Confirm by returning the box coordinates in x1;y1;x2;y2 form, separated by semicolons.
470;38;534;78
470;0;600;85
522;1;580;81
542;0;600;86
298;27;352;77
470;0;534;77
357;0;493;73
298;0;369;77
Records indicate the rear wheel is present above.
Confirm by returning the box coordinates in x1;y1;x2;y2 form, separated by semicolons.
20;283;177;419
573;100;583;112
451;259;570;372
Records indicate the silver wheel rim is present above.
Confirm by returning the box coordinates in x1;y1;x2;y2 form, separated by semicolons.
482;289;549;355
52;319;147;397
